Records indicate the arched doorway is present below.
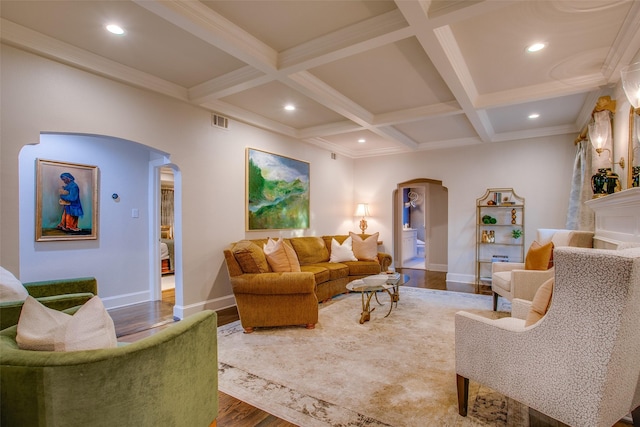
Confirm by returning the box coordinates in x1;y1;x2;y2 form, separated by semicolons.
393;179;448;272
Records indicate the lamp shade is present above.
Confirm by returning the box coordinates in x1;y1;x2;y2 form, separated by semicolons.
354;203;370;218
621;62;640;109
588;111;611;151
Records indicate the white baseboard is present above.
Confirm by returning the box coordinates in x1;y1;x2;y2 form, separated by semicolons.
446;272;475;285
102;291;150;310
173;294;236;320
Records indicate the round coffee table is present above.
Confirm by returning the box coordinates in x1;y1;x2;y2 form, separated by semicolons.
346;273;409;323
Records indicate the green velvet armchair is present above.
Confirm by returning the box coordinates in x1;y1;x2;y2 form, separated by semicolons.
0;310;219;427
0;276;97;330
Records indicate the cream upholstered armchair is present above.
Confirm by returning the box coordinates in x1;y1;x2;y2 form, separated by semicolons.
456;246;640;427
491;228;593;310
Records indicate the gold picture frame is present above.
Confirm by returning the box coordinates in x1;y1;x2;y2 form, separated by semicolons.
36;159;98;241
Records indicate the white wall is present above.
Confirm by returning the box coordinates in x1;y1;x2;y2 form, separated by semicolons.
354;137;577;284
1;45;355;317
1;43;580;313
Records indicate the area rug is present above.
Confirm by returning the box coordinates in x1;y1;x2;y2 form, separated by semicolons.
218;287;528;426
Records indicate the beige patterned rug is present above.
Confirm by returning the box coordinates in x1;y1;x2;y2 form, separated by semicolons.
218;287;528;426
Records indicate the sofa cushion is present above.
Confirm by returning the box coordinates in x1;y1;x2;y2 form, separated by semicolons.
300;265;331;285
16;296;117;351
329;237;357;263
524;241;554;270
309;262;349;280
350;232;379;261
525;277;554;327
289;237;329;265
343;260;382;276
232;240;271;274
263;238;301;272
0;266;29;302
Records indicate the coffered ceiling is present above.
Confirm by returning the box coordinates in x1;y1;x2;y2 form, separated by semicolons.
2;0;640;158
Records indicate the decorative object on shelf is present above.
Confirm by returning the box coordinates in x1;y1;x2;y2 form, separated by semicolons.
355;203;370;234
591;168;608;198
605;168;621;194
511;229;522;240
476;188;525;290
633;166;640;188
482;215;496;224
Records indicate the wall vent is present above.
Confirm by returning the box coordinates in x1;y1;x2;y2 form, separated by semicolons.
211;113;229;129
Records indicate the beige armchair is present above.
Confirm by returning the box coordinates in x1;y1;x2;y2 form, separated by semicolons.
491;228;593;310
456;246;640;427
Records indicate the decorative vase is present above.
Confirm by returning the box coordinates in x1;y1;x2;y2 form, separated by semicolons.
632;166;640;188
605;168;620;194
591;168;608;198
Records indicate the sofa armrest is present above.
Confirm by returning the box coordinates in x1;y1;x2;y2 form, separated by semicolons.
231;272;316;295
492;262;525;274
24;277;97;298
377;252;392;272
0;293;94;330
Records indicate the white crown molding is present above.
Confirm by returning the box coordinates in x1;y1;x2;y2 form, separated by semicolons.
134;0;277;73
373;101;462;126
188;66;268;103
297;121;363;139
1;19;188;101
491;124;579;143
602;0;640;83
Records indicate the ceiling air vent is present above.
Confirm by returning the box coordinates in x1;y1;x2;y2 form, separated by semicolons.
211;113;229;130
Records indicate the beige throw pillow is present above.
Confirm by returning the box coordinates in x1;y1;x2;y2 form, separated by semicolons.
349;232;379;261
263;238;301;272
16;296;117;352
524;277;554;327
329;237;358;263
0;266;29;302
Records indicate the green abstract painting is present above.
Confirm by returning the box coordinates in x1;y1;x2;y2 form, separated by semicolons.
246;148;310;230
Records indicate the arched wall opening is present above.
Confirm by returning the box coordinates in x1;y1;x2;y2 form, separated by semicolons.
18;132;182;314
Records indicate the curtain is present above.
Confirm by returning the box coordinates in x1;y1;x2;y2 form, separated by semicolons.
565;139;594;230
161;188;174;227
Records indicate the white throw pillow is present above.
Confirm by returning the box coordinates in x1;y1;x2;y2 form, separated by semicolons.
349;232;380;261
263;238;301;272
329;237;357;263
0;266;29;302
16;296;117;352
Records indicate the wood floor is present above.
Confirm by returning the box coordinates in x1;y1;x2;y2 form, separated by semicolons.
109;270;631;427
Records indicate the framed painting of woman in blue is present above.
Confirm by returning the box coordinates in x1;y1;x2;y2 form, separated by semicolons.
246;148;310;230
36;159;98;241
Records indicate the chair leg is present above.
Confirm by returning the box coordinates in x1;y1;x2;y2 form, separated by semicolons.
632;405;639;426
493;292;498;311
456;374;469;416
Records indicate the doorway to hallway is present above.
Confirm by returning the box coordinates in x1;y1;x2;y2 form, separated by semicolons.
393;179;448;273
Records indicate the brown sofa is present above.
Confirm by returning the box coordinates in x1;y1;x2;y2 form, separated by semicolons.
223;234;392;333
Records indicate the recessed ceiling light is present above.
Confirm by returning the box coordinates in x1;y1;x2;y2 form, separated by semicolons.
106;24;125;35
526;43;546;53
358;138;366;143
284;104;296;111
528;113;540;119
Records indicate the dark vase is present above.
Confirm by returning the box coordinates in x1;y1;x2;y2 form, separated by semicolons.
591;168;608;198
633;166;640;188
605;168;620;194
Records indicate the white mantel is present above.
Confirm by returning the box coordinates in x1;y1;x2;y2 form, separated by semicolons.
584;187;640;249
